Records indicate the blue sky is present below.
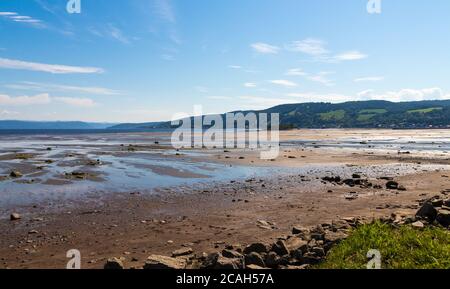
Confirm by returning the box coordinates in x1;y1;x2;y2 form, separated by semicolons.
1;0;450;122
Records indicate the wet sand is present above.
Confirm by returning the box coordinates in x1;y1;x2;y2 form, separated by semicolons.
0;129;449;269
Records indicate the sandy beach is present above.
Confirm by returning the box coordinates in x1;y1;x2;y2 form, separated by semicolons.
1;129;449;269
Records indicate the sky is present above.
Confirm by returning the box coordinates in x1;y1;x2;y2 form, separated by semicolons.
1;0;450;123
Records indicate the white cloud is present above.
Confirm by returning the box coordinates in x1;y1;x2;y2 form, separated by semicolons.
54;97;97;108
154;0;176;23
0;11;45;28
161;54;175;61
0;12;17;16
285;38;367;63
307;71;335;86
5;82;120;95
287;92;353;103
207;96;233;100
228;65;242;69
194;86;208;93
0;93;51;105
333;51;368;61
286;39;328;56
0;58;104;74
354;76;384;82
358;88;448;102
0;110;19;117
107;24;130;44
251;42;280;54
244;82;257;88
286;68;307;76
238;95;299;109
270;80;298;87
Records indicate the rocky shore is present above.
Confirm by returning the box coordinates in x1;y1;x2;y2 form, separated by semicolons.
103;188;450;269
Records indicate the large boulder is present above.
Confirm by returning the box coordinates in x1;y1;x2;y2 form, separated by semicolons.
416;202;438;222
284;237;308;254
271;240;289;256
243;243;268;255
144;255;186;269
245;252;266;268
436;209;450;227
104;257;124;269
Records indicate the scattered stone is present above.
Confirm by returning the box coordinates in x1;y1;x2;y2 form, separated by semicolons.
10;171;23;178
104;258;124;269
222;249;243;259
411;221;425;229
144;255;186;269
386;181;399;190
416;202;438;222
172;247;193;257
10;213;21;221
246;264;266;270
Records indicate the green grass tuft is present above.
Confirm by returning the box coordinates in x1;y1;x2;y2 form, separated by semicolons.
318;221;450;269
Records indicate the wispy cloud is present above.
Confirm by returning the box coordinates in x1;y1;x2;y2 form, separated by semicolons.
54;97;97;108
354;76;384;82
333;51;368;61
286;68;307;76
270;79;298;87
244;82;257;88
0;58;104;74
0;109;19;117
0;93;51;105
307;71;335;86
207;96;233;100
0;11;45;28
5;82;120;95
0;93;97;107
107;24;130;44
285;38;367;63
228;65;242;69
357;88;448;102
286;39;329;56
251;42;280;54
154;0;176;23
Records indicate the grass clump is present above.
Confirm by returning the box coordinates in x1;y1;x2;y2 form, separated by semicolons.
318;221;450;269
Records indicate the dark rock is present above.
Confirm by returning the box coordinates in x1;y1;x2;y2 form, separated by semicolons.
292;226;309;237
10;213;21;221
265;252;280;268
10;171;22;178
222;249;243;259
245;252;265;268
243;243;268;255
416;202;438;222
104;258;124;269
216;255;243;269
432;199;444;207
144;255;186;269
436;209;450;227
272;240;289;256
386;181;399;190
352;173;361;179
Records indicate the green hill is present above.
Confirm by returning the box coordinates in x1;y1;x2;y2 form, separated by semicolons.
108;100;450;130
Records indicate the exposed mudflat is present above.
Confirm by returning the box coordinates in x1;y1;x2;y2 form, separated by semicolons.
0;129;449;268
